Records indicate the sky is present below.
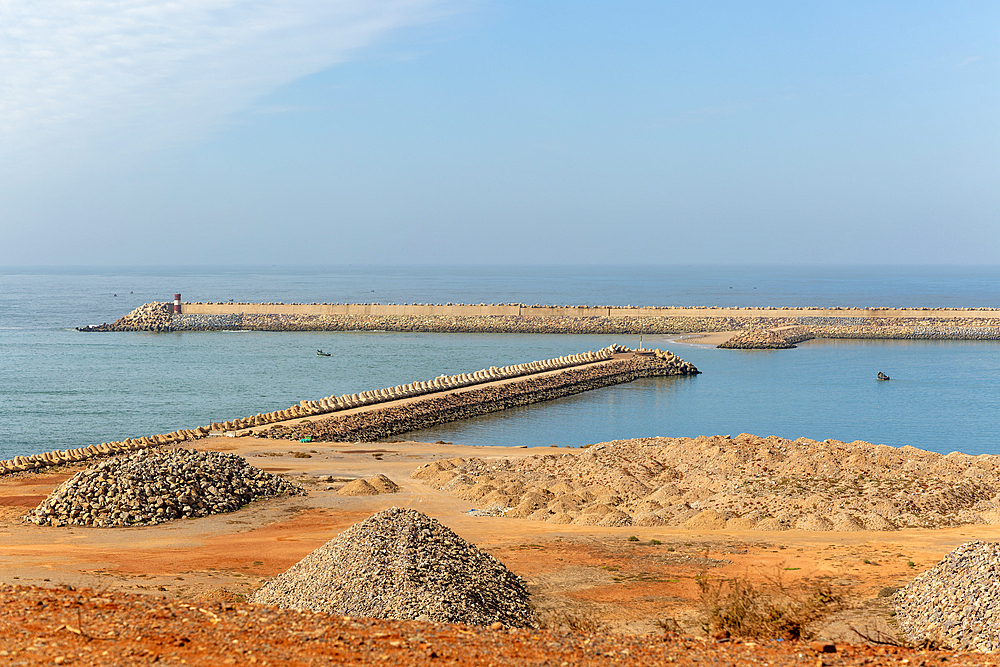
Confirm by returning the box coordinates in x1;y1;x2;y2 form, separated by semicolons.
1;0;998;266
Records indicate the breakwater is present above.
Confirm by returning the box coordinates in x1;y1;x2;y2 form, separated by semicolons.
717;325;816;349
0;346;694;475
262;350;697;443
79;301;1000;341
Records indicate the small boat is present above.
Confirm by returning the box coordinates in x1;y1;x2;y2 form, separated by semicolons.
317;349;331;357
877;371;890;381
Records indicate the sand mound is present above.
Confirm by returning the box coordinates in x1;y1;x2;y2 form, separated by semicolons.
894;541;1000;652
24;449;302;527
412;434;1000;531
250;508;534;627
337;475;401;496
367;474;401;493
337;479;379;496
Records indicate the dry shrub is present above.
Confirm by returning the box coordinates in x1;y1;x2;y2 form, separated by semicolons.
534;607;607;634
697;570;842;641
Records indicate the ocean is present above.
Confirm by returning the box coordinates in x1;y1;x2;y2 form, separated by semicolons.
2;264;999;460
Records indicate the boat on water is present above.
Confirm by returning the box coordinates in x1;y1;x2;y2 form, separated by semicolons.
877;371;890;381
317;349;331;357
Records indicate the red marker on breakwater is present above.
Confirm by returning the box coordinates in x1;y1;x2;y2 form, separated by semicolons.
174;294;181;314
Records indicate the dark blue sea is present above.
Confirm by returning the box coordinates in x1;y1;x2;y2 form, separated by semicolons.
2;265;999;459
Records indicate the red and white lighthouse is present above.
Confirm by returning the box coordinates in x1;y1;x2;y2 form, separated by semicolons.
174;294;182;314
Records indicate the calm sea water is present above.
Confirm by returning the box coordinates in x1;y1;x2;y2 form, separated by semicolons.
2;265;999;459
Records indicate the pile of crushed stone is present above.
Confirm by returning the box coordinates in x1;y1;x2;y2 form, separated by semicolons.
894;541;1000;652
24;448;303;527
250;507;535;627
413;435;1000;531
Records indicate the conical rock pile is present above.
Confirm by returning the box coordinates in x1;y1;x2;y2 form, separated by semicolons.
894;541;1000;652
250;507;535;627
24;448;303;527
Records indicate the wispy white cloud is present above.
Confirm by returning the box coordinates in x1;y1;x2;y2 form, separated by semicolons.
955;55;984;68
0;0;458;163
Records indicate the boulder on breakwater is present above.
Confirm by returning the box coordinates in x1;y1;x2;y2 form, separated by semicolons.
77;302;173;332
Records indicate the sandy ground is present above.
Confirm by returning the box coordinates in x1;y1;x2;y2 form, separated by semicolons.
3;435;998;645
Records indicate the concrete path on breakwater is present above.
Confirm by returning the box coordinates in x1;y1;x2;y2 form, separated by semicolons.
178;303;1000;319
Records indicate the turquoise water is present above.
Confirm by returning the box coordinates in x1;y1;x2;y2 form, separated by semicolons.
2;265;999;459
409;337;1000;453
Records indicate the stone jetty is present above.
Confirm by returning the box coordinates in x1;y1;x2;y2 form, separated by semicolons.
250;507;536;628
24;448;302;527
717;325;815;349
0;346;693;475
261;347;698;443
79;301;1000;349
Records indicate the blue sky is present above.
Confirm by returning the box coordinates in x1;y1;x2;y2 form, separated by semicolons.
1;1;997;265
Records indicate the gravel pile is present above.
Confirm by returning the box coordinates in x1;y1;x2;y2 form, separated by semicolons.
24;448;303;527
250;507;535;628
894;541;1000;652
414;435;1000;531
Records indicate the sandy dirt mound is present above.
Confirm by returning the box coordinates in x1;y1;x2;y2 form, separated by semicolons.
367;474;401;493
337;479;380;496
337;475;401;496
413;434;1000;531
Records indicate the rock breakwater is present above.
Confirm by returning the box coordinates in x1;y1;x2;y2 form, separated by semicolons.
81;301;1000;343
0;347;640;476
250;507;535;627
77;302;173;332
0;430;208;476
894;541;1000;652
413;435;1000;531
169;312;750;335
718;325;815;349
24;448;303;527
262;350;698;443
